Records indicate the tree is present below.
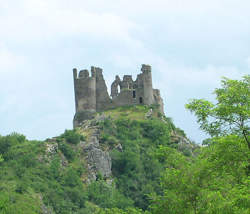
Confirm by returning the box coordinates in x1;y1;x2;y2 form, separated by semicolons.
186;75;250;148
150;136;249;214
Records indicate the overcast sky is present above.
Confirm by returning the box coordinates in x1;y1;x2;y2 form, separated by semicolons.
0;0;249;143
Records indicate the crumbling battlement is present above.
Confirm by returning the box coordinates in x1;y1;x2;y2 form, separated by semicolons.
73;64;164;127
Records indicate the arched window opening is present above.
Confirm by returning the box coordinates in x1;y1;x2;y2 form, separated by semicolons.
139;97;143;104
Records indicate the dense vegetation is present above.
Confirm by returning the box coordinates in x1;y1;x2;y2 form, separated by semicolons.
0;76;249;214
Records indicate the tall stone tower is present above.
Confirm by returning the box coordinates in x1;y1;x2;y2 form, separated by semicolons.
141;64;154;105
73;68;96;113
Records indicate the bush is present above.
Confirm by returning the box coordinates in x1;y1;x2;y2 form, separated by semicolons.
59;143;75;161
140;120;170;144
100;134;119;147
61;130;81;145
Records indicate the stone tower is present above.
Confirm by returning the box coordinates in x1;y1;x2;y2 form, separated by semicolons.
73;64;164;127
73;68;96;113
140;64;154;105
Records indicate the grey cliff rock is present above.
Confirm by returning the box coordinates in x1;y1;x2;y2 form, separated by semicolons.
83;136;112;182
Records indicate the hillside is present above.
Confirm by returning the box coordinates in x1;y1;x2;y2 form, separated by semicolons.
0;105;197;214
1;104;249;214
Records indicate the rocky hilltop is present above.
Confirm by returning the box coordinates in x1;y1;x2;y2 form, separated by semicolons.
0;105;197;214
71;105;196;184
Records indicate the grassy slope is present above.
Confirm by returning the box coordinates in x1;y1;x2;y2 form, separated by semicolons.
0;105;192;214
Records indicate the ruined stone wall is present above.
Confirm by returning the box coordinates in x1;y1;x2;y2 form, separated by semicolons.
73;64;165;125
135;73;145;104
111;76;121;98
73;69;96;113
112;90;137;107
110;73;145;107
153;89;164;114
92;67;111;111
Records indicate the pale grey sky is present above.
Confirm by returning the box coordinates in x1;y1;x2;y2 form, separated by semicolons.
0;0;249;143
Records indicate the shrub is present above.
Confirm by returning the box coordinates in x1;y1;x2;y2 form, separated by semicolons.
62;130;81;145
59;143;75;161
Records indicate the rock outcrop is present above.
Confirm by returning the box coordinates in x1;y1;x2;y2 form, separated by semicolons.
83;136;112;182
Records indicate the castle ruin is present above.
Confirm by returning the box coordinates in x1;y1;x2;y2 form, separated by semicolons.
73;64;164;127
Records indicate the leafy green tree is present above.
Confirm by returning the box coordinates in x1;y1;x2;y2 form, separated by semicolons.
150;136;249;214
150;146;196;214
186;75;250;148
151;76;250;213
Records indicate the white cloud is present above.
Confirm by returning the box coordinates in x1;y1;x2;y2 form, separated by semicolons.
0;0;139;45
1;0;249;45
0;0;249;143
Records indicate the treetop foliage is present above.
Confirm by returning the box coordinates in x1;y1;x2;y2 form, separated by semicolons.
186;75;250;148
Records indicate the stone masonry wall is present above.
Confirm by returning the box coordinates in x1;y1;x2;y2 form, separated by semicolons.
73;64;164;126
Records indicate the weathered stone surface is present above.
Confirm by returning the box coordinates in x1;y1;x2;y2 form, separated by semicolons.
94;67;112;111
73;64;164;127
145;108;153;118
83;136;112;182
46;142;58;155
95;113;108;123
115;143;123;152
111;75;121;98
170;132;199;156
73;110;96;128
44;142;69;167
